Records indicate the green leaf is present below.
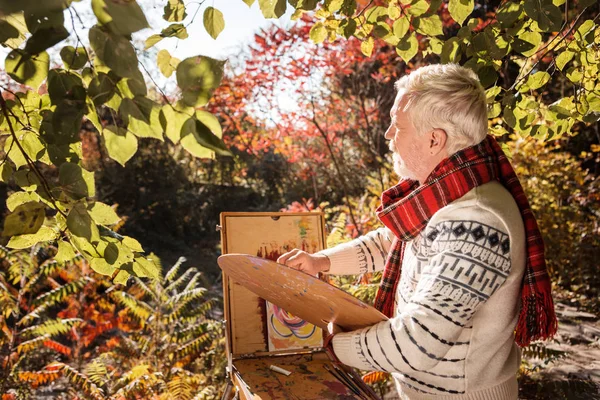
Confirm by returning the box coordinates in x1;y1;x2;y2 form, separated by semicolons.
163;0;187;22
7;226;56;249
512;31;542;57
13;169;40;192
203;7;224;40
0;20;20;43
497;2;522;28
24;25;69;55
176;56;225;107
526;71;551;90
89;25;139;79
448;0;473;25
392;16;409;39
180;117;231;158
5;130;48;168
52;100;86;144
88;202;120;225
414;15;443;36
47;69;85;105
55;240;77;262
0;0;68;15
5;50;49;89
113;270;130;285
396;33;419;62
159;104;190;143
566;67;582;83
310;22;327;44
59;162;95;200
123;236;144;252
90;257;117;276
243;0;256;6
105;242;134;266
88;72;117;106
67;203;100;242
0;162;13;183
259;0;286;19
120;97;164;140
103;125;138;166
60;46;87;70
91;0;149;36
523;0;561;32
144;34;163;49
0;14;27;49
406;0;429;16
161;23;189;39
23;7;63;32
196;110;222;138
132;257;159;279
360;37;374;57
575;20;595;43
156;49;180;78
441;37;460;63
2;201;44;237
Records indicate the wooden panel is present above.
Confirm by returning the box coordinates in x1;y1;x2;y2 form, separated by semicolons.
220;212;327;357
234;352;363;399
229;282;268;354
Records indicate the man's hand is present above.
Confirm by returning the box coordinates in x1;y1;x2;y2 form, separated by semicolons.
277;249;331;276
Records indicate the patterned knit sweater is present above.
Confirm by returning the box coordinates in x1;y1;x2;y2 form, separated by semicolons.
319;181;526;400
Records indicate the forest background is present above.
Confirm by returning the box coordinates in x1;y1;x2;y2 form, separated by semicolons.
0;0;599;399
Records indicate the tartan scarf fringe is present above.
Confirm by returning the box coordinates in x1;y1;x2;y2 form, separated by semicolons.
373;135;557;347
516;287;559;347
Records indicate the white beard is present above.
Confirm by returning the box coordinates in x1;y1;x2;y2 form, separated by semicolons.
392;152;419;181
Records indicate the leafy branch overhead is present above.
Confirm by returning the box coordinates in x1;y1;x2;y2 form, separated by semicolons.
0;0;598;287
0;0;232;284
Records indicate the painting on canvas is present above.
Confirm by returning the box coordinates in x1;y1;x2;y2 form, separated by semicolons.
223;213;324;351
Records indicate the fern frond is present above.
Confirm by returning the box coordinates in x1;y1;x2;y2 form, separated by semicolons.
110;291;152;322
164;257;187;284
327;213;349;248
173;322;211;343
18;303;51;327
18;369;61;388
183;272;203;293
191;386;218;400
84;358;108;387
42;339;72;356
132;278;158;302
20;318;82;338
17;334;51;355
166;374;193;400
47;362;104;400
165;267;196;293
166;287;206;308
164;291;209;324
362;371;389;384
174;332;213;360
32;277;90;307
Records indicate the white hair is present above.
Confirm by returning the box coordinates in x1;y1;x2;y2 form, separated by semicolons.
394;64;488;155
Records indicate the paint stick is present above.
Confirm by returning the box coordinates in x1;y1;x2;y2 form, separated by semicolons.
269;364;292;376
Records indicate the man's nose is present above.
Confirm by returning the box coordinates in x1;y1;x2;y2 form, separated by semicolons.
384;126;393;140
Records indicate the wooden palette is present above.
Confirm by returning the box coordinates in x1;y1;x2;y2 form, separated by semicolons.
217;254;387;332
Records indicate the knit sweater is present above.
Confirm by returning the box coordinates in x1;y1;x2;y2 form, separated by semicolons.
319;181;526;400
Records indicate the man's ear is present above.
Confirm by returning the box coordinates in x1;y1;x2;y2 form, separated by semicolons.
429;129;447;154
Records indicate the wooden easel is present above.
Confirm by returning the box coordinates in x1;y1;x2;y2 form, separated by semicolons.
219;212;386;399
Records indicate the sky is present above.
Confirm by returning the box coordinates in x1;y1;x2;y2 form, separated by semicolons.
0;0;295;74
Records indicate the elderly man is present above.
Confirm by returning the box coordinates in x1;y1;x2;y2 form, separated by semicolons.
278;64;557;399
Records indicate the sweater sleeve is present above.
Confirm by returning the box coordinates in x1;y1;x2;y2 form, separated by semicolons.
331;211;512;374
317;227;394;275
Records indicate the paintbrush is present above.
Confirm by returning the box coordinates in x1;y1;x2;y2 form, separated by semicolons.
340;366;382;400
331;363;375;400
323;364;364;398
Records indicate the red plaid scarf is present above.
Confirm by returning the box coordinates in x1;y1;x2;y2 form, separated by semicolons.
373;135;557;347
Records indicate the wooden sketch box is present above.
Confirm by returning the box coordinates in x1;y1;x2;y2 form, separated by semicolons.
218;212;386;399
